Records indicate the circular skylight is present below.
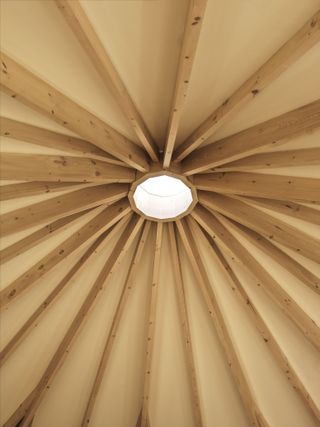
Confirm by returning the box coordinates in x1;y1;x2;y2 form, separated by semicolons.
132;175;194;220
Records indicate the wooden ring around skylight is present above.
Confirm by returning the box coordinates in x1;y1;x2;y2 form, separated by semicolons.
128;170;198;222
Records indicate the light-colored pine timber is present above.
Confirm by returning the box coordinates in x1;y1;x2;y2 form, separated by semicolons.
174;10;320;161
181;100;320;174
0;199;131;308
135;410;150;427
0;52;149;171
221;218;320;295
1;153;135;183
214;147;320;172
163;0;207;168
168;223;204;427
175;218;270;427
128;168;198;223
55;0;158;162
0;209;93;265
191;218;320;421
191;205;320;351
24;417;34;427
0;183;129;236
81;221;151;426
198;192;320;263
135;410;142;427
9;215;144;427
2;390;38;427
140;223;163;427
0;181;87;201
239;197;320;226
194;172;320;204
25;418;34;427
0;117;125;166
0;227;114;366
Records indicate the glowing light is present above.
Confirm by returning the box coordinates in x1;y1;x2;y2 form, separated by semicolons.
133;175;193;220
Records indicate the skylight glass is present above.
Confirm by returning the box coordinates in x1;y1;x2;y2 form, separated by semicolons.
133;175;193;220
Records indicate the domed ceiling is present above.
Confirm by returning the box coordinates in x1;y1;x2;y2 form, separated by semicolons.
0;1;320;427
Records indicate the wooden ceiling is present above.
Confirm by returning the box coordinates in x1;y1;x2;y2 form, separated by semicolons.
0;1;320;427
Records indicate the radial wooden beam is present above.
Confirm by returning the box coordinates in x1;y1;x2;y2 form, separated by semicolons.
175;218;270;427
3;391;38;427
0;199;131;308
0;181;88;201
6;215;144;427
198;192;320;263
0;226;114;366
191;218;320;421
0;183;128;237
235;196;320;226
181;99;320;174
17;417;34;427
0;209;93;265
168;223;204;426
191;205;320;351
139;222;163;427
135;410;150;427
221;218;320;296
162;0;207;168
81;221;151;426
174;10;320;161
0;117;125;166
194;172;320;204
214;147;320;172
1;153;135;183
55;0;158;162
0;52;149;171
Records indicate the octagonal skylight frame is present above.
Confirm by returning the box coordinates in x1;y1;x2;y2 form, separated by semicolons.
129;172;198;222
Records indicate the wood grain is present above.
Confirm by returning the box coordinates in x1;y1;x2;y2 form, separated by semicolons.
176;6;320;162
0;52;149;171
181;100;320;174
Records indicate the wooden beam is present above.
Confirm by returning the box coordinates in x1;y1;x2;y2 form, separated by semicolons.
0;209;93;265
140;223;163;427
0;183;129;236
191;205;320;350
135;410;150;427
0;181;87;201
193;219;320;421
16;417;34;427
175;218;270;426
81;221;151;426
221;218;320;296
0;227;114;366
162;0;207;168
181;99;320;174
0;52;149;171
0;117;125;166
0;199;131;308
3;391;38;427
9;216;144;427
198;192;320;263
168;223;204;426
55;0;158;162
236;197;320;226
174;10;320;161
213;147;320;172
1;153;135;183
194;172;320;204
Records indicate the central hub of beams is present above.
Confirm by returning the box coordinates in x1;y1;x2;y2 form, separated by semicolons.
128;171;197;222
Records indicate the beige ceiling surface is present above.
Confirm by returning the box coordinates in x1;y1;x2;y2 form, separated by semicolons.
2;0;319;148
0;1;320;427
177;0;320;145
